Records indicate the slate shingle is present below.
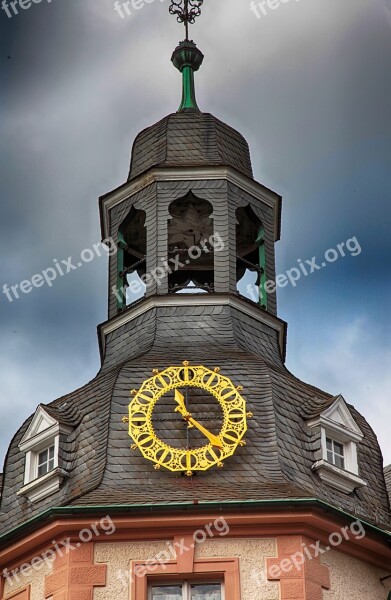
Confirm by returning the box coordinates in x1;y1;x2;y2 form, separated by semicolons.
1;302;390;541
128;112;253;181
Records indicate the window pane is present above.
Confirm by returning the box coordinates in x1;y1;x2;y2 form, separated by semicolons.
38;463;48;478
48;458;55;471
49;445;55;459
326;438;332;452
150;585;182;600
334;441;344;456
190;584;221;600
38;448;48;465
334;454;345;469
326;450;334;463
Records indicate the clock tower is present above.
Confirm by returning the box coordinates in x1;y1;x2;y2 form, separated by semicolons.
0;3;390;600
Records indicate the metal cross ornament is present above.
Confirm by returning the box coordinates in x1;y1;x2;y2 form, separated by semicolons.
169;0;204;40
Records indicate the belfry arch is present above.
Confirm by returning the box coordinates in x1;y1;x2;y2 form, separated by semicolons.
236;205;267;309
167;191;214;294
117;206;147;309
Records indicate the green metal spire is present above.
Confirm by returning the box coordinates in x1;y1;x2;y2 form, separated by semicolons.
168;1;204;111
171;41;204;112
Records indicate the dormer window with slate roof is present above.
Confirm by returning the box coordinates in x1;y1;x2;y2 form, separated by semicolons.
17;405;72;503
307;394;367;494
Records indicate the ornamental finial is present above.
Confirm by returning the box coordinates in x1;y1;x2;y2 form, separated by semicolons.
169;1;204;112
169;0;204;41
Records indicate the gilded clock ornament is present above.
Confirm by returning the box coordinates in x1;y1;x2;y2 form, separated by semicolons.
123;361;251;476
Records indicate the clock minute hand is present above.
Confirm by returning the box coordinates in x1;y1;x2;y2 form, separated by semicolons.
187;415;223;450
174;390;223;450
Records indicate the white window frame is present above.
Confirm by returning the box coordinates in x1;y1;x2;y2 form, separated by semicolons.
23;434;60;485
148;581;224;600
18;406;72;503
307;395;367;494
320;428;358;472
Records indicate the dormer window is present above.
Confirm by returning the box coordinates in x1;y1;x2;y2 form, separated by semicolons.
307;395;367;494
17;405;72;503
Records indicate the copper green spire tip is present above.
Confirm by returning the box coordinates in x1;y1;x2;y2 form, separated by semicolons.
171;41;204;112
169;1;204;112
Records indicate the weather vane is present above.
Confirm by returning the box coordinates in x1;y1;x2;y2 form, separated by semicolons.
169;0;204;41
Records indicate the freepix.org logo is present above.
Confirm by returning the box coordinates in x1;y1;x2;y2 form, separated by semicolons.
1;0;56;19
2;516;116;588
250;0;302;20
114;0;166;20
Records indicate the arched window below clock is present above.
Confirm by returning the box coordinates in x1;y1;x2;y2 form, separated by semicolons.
117;206;147;310
236;205;267;310
167;192;214;294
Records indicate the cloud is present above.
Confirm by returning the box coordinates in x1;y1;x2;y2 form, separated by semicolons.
286;317;391;466
385;0;391;27
0;327;100;470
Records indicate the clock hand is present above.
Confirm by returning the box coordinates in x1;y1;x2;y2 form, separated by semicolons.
174;390;223;450
174;389;187;412
187;416;223;450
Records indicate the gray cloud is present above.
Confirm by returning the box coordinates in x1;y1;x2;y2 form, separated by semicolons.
0;0;390;466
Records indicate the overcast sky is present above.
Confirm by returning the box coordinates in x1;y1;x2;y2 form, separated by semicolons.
0;0;390;472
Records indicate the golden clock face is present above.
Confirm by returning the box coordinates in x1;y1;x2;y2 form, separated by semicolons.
124;362;251;476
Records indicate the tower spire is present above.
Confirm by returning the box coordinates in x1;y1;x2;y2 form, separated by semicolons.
169;0;204;112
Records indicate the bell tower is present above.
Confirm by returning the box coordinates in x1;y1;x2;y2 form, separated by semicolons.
99;8;284;370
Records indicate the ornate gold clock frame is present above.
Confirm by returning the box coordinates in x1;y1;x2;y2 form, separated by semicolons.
123;361;252;476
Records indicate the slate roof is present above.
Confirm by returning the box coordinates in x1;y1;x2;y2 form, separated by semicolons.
0;108;390;545
128;112;253;181
385;465;391;504
0;303;390;540
39;403;81;429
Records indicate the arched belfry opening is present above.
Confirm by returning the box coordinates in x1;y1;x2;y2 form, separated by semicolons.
236;205;267;309
117;206;147;309
167;192;214;294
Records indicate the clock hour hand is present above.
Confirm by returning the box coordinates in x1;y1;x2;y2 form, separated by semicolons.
174;390;223;450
